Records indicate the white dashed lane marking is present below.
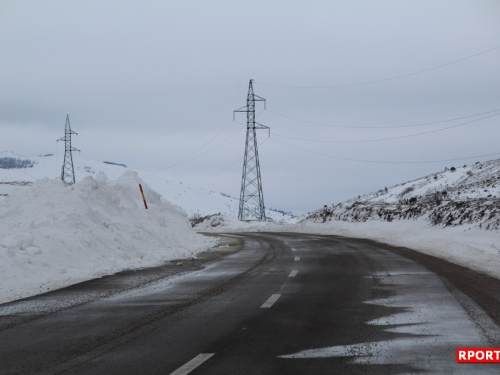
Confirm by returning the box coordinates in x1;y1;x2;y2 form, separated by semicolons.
261;294;281;308
291;248;297;252
289;270;298;277
295;256;300;261
170;353;215;375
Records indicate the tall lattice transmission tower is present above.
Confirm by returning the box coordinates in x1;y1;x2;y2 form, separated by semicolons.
57;115;79;185
234;79;269;221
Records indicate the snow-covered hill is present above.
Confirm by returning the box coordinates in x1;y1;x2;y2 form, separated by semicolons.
307;158;500;231
349;159;500;204
0;151;295;222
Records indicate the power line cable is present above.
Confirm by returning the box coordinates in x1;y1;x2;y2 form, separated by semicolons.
160;158;243;192
255;44;500;89
173;127;245;166
132;119;237;173
175;158;243;189
142;123;244;177
73;108;254;182
272;112;500;143
140;110;266;176
78;137;109;161
76;124;243;186
264;107;500;129
161;137;271;191
76;116;242;173
71;87;246;142
271;137;500;164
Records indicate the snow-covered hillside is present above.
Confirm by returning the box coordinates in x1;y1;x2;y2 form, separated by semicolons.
307;158;500;231
0;151;295;222
351;159;500;204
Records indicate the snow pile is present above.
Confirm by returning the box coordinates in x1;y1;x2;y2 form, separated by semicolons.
0;171;216;304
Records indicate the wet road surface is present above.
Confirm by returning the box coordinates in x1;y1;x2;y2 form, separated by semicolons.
1;233;500;374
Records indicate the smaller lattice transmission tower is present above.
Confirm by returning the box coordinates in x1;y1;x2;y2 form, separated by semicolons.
234;79;269;221
57;115;79;185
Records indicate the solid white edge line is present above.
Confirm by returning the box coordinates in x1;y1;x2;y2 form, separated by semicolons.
261;294;281;308
170;353;215;375
289;270;298;277
295;256;300;261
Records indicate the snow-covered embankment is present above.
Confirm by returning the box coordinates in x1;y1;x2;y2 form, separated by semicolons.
0;171;217;304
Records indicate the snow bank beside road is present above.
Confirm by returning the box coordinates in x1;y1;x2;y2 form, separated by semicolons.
0;171;216;304
200;217;500;281
288;220;500;280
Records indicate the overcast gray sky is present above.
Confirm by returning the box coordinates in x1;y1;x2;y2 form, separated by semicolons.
1;0;499;213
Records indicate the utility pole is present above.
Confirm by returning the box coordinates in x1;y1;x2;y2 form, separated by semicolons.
57;115;79;185
234;79;269;221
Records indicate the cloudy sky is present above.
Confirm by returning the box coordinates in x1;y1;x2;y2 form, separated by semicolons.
1;1;499;213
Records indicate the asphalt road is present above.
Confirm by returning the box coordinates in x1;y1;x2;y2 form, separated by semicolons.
1;233;500;374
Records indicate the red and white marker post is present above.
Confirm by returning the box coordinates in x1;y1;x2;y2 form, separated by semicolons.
139;184;148;209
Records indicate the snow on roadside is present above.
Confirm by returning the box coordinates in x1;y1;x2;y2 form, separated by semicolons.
199;217;500;281
0;171;217;304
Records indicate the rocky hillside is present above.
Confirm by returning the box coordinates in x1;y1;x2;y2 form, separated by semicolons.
307;158;500;231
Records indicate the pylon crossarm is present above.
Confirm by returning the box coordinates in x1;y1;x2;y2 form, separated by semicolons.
233;107;249;120
255;123;270;137
234;105;249;112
